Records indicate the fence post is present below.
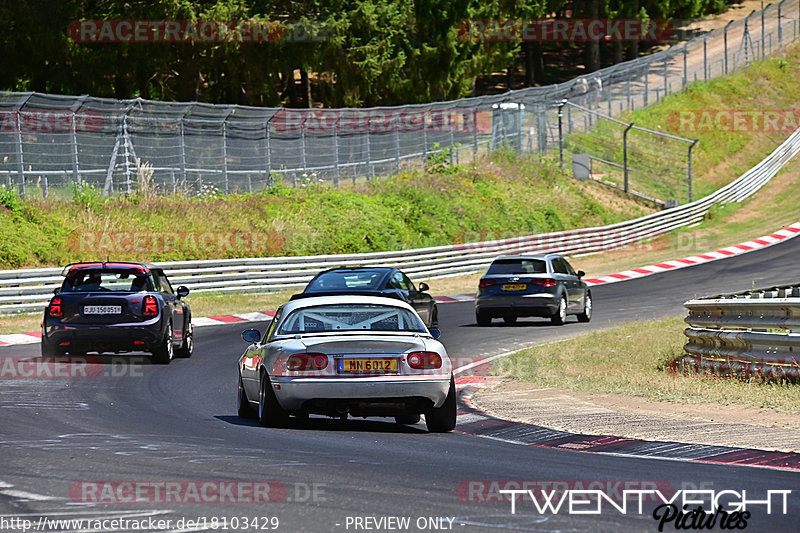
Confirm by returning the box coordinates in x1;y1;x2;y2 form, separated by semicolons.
123;115;132;194
703;36;708;80
682;44;688;88
334;127;341;187
778;1;783;47
761;5;767;59
626;75;631;111
300;115;308;175
70;112;81;192
179;119;187;187
366;128;373;181
14;112;25;197
724;20;732;74
623;122;634;193
222;121;229;194
265;117;272;188
662;58;668;101
472;109;478;158
688;139;699;203
644;64;649;106
394;124;400;174
557;100;566;168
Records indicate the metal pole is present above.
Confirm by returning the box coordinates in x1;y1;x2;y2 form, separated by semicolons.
626;75;631;111
123;116;131;195
71;112;81;192
366;126;373;181
703;37;708;80
644;65;649;107
472;109;478;159
662;59;668;101
623;122;634;194
265;117;272;187
688;139;699;203
744;15;751;66
14;112;25;197
222;121;229;194
682;44;688;87
394;121;400;173
778;2;783;48
762;5;767;59
557;100;566;168
334;121;341;187
179;119;187;186
724;21;733;74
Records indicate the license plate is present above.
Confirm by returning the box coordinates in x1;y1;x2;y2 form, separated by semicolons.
338;358;399;373
84;305;122;315
502;284;527;291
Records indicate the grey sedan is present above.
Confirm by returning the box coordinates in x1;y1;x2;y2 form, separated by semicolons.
475;254;592;326
236;295;456;432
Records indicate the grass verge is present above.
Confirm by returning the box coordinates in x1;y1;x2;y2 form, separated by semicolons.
492;316;800;414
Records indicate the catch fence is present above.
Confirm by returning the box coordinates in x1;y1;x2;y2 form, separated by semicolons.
1;1;798;198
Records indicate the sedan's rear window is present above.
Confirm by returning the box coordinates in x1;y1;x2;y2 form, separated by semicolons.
62;270;151;292
487;259;547;275
278;305;426;334
307;271;384;291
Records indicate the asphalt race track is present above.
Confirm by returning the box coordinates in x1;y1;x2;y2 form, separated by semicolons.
2;237;800;532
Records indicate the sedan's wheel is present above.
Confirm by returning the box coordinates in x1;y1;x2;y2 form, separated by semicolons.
577;293;592;323
151;323;174;364
425;376;456;433
475;310;491;327
503;315;517;326
175;321;193;358
550;296;567;326
429;306;439;328
237;375;256;419
395;413;421;425
258;372;288;428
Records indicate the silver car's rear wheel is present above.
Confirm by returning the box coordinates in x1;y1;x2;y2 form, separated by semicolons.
425;376;456;433
551;296;567;326
258;372;288;427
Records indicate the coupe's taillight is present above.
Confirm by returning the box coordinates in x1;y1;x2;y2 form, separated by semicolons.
49;297;63;318
142;295;158;317
479;279;498;288
530;278;557;287
407;351;443;370
287;353;328;371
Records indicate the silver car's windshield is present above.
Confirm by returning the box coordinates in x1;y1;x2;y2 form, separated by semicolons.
278;304;426;335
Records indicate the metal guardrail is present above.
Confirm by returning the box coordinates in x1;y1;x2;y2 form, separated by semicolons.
680;284;800;380
3;126;800;315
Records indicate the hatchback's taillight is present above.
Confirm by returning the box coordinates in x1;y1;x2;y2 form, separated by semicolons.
530;278;557;287
287;353;328;371
49;297;63;318
142;295;158;317
479;279;498;288
407;351;443;370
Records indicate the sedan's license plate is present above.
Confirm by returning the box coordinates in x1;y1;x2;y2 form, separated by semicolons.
84;305;122;315
502;284;527;291
338;358;399;373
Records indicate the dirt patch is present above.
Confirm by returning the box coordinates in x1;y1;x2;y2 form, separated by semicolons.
472;378;800;452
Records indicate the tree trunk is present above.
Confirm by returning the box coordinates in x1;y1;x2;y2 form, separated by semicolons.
301;69;312;108
583;0;601;72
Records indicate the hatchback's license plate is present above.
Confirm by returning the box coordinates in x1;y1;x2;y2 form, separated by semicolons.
84;305;122;315
502;284;527;291
338;358;399;373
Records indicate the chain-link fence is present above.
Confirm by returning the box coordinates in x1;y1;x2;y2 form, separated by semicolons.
0;0;798;199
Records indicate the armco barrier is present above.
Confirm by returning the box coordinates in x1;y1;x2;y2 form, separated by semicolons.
680;284;800;381
2;127;800;314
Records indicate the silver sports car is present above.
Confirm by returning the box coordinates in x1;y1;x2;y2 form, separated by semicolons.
236;295;456;432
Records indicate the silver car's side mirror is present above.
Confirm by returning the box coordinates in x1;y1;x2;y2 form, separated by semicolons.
576;270;585;278
428;327;441;340
241;329;261;344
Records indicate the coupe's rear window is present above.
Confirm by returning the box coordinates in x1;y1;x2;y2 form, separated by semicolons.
307;271;385;291
278;304;426;334
487;259;547;275
62;270;151;292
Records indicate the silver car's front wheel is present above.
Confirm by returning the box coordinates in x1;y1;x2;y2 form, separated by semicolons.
577;293;592;323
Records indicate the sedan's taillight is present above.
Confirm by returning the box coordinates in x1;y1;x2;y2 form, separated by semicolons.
142;295;158;317
287;353;328;371
49;297;63;318
530;278;557;287
407;351;442;369
478;279;498;288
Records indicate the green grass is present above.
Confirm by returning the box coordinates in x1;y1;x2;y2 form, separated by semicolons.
492;316;800;413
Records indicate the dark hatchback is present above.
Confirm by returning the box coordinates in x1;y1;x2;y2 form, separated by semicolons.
475;254;592;326
291;267;439;327
42;262;193;364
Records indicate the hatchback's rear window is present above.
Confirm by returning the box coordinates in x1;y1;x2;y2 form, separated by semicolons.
307;271;384;291
62;270;151;292
487;259;547;275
